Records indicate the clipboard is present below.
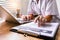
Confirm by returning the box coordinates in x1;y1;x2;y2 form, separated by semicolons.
10;22;59;40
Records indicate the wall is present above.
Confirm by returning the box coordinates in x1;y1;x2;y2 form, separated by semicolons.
0;0;21;17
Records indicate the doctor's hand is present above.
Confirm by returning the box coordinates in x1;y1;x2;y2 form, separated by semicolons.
34;15;46;27
21;14;34;21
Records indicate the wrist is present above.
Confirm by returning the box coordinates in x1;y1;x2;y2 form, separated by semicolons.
44;15;53;22
28;14;34;19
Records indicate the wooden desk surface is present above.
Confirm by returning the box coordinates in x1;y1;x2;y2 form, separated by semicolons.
0;22;60;40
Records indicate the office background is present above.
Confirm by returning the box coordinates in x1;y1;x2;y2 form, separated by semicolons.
0;0;60;18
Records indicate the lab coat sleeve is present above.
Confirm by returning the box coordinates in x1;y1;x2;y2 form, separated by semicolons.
27;0;33;14
45;0;59;16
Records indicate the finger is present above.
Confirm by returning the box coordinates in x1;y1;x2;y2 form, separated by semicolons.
34;16;39;23
40;18;45;25
34;18;37;23
25;16;27;21
27;15;30;21
39;16;44;22
37;20;41;27
29;15;32;20
38;22;40;27
38;17;42;23
42;18;45;23
23;16;27;21
38;16;43;27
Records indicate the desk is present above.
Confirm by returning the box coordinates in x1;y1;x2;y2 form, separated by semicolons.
0;22;60;40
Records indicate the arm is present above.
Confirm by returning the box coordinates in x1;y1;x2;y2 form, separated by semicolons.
44;0;54;22
27;0;38;18
43;15;53;22
34;15;53;27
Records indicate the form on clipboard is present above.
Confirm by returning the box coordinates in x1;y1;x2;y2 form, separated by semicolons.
11;22;59;40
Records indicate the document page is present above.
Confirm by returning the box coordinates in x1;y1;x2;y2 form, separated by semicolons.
12;22;59;37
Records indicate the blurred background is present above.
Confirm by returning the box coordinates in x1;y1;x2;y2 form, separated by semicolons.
0;0;60;18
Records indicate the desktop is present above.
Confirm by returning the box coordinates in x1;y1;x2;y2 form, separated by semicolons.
0;5;59;40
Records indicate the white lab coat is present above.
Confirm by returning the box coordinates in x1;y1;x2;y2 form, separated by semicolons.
27;0;59;17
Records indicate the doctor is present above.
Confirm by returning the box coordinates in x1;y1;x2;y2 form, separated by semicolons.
21;0;59;27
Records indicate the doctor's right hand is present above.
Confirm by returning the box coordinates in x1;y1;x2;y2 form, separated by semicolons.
34;15;46;27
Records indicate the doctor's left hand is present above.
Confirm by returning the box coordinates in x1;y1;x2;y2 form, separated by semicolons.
34;15;46;27
21;14;34;21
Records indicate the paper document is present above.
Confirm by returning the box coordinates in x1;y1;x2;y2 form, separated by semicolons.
12;22;59;37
